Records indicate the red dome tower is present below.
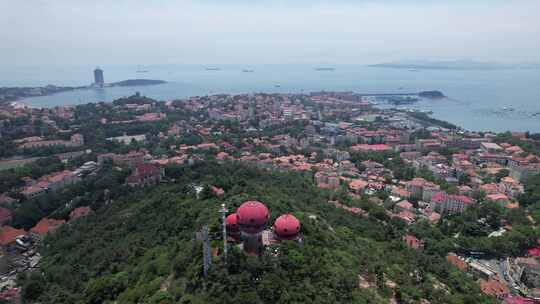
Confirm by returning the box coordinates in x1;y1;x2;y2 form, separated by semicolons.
274;214;301;240
225;213;240;241
236;200;269;254
236;200;269;234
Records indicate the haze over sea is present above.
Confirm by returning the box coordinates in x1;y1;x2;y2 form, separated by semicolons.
2;64;540;133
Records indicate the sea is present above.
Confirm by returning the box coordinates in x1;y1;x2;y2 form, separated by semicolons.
1;64;540;133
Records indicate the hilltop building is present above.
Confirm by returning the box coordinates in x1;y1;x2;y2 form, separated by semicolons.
236;201;269;255
227;200;302;256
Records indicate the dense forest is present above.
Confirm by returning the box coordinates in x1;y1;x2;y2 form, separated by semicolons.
19;162;498;303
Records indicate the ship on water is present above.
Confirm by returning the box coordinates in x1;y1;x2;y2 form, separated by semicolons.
242;69;255;73
205;67;221;71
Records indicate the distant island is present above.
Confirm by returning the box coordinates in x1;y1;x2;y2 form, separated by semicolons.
109;79;166;87
0;79;167;104
369;60;540;70
418;90;445;99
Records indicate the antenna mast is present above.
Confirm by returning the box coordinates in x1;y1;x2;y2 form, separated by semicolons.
219;203;228;261
201;226;212;278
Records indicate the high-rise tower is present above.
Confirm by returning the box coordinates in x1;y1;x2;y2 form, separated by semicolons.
93;67;104;87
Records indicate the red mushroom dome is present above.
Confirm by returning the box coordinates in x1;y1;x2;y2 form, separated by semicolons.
274;214;301;240
225;213;239;232
236;200;269;234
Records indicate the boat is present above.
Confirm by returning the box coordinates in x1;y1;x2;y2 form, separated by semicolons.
275;84;281;88
205;67;221;71
315;67;335;71
242;69;254;73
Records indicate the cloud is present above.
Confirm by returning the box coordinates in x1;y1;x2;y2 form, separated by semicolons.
1;0;539;65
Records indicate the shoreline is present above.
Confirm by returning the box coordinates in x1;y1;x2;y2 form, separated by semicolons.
4;86;540;133
0;79;167;106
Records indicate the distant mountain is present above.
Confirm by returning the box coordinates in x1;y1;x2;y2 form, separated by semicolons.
369;60;540;70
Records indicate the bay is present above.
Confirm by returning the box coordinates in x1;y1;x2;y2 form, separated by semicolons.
2;64;540;132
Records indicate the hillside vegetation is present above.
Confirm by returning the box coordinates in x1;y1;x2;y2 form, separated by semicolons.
21;162;497;304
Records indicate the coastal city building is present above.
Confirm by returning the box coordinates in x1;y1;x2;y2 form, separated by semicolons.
93;67;104;87
0;90;539;302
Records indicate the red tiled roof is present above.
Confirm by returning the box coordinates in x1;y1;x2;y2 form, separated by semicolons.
486;193;509;202
349;179;368;191
211;186;225;196
446;254;467;270
69;206;91;220
0;226;26;246
403;234;424;249
397;210;416;223
528;247;540;257
431;193;474;205
30;218;66;235
351;144;392;152
136;163;160;176
431;192;447;203
0;288;19;300
0;207;12;224
396;200;413;210
479;278;508;298
428;212;441;223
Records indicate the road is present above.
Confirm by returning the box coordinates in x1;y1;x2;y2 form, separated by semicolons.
495;258;521;294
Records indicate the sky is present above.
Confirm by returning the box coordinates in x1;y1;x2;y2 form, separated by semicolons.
1;0;540;66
